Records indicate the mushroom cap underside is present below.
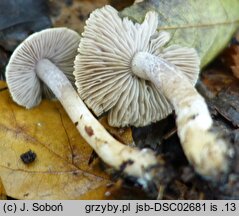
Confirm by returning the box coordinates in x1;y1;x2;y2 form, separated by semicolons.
6;27;81;108
74;5;200;127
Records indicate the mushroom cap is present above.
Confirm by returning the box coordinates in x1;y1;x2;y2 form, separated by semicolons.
74;5;200;127
6;27;81;108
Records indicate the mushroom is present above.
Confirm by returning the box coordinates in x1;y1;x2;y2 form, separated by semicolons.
6;27;159;182
74;5;233;179
6;27;80;108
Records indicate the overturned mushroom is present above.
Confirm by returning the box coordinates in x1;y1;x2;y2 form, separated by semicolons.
74;5;233;179
6;27;159;182
6;27;80;108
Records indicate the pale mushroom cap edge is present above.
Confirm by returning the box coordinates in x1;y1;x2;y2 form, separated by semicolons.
74;5;200;127
6;27;81;108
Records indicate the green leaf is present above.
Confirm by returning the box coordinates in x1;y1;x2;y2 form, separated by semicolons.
120;0;239;68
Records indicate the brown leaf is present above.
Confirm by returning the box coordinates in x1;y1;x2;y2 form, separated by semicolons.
201;68;239;128
221;45;239;79
201;68;239;94
99;117;133;145
0;81;132;199
50;0;109;33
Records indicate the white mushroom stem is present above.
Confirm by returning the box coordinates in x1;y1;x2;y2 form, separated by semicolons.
132;52;232;178
36;58;158;180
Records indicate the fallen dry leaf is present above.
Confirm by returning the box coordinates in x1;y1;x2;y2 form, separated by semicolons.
201;68;239;94
100;117;133;145
0;81;133;199
0;177;7;200
201;68;239;128
50;0;109;33
220;44;239;79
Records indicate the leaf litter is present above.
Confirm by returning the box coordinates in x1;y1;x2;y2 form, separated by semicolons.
0;81;147;200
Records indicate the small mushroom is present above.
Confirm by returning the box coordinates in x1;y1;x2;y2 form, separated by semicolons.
74;5;233;179
6;27;159;182
6;27;80;108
